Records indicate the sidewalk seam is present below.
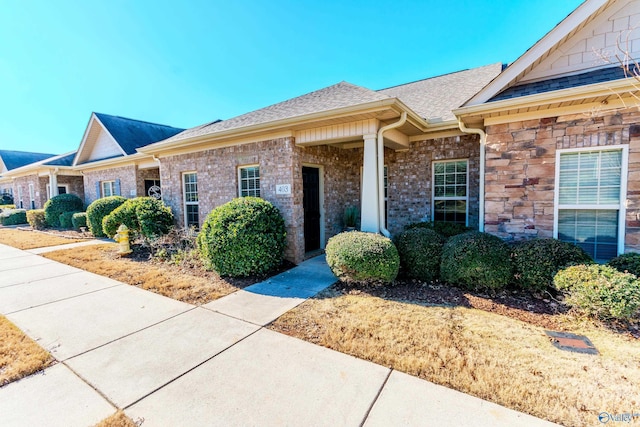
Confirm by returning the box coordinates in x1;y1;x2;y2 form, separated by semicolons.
359;368;393;427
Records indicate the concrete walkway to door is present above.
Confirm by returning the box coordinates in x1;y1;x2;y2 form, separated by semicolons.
0;242;558;426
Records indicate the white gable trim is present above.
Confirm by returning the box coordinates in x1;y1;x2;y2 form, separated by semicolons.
466;0;610;106
73;113;126;166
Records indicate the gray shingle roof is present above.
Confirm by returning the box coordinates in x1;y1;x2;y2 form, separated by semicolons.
378;63;503;121
43;152;77;167
490;66;633;102
0;150;56;171
94;113;185;155
161;82;390;144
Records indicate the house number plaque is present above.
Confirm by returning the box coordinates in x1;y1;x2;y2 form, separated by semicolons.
276;184;291;195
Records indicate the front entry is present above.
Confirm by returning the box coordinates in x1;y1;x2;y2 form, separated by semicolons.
145;179;162;199
302;166;321;252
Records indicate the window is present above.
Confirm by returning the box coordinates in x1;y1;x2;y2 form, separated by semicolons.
102;181;116;197
555;147;627;262
183;172;199;228
384;165;388;228
46;184;68;199
239;166;260;197
432;159;468;225
17;186;23;208
29;184;35;209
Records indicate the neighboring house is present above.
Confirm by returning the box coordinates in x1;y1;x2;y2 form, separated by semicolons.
138;64;502;264
72;113;184;205
456;0;640;261
0;150;56;202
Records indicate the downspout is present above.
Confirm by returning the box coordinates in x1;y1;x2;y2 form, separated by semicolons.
378;112;407;237
458;119;485;232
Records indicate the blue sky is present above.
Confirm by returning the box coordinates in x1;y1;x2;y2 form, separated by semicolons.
0;0;583;154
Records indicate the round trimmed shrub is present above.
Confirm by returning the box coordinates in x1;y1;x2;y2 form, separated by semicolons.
197;197;286;277
325;231;399;285
102;197;174;239
86;196;126;237
511;238;593;291
72;212;87;230
59;211;80;229
43;194;83;228
405;221;472;238
395;228;444;281
440;231;512;290
554;264;640;321
608;253;640;277
27;209;47;230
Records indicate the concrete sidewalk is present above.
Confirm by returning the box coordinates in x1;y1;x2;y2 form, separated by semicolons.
0;243;558;426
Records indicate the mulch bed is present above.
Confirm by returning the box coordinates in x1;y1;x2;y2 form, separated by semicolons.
325;278;640;339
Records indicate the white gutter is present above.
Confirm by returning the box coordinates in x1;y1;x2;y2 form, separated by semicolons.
378;112;407;238
458;119;486;232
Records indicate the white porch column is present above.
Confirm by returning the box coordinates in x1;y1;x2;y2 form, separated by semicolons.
49;170;58;198
360;133;379;232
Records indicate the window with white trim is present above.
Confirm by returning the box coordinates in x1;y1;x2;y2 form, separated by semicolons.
29;183;35;209
102;181;116;197
555;147;626;262
239;165;260;197
183;172;199;228
432;159;468;225
46;184;68;199
17;186;23;208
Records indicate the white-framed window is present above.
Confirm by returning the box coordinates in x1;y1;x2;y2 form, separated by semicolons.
29;183;35;209
554;146;628;262
238;165;260;197
432;159;468;225
183;172;199;228
102;181;116;197
46;184;68;199
17;186;23;208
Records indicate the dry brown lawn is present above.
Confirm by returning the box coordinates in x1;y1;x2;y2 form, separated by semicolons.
42;244;253;305
0;228;85;250
95;411;140;427
269;287;640;427
0;315;53;387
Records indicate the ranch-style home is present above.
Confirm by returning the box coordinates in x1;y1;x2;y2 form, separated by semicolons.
1;0;639;265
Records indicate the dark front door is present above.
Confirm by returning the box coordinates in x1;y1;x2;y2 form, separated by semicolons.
302;166;321;252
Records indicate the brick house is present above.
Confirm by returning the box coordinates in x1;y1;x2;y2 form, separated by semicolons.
0;151;84;209
0;150;56;204
72;113;184;206
456;0;640;261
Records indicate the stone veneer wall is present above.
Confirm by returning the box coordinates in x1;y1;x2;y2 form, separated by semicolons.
484;109;640;252
83;165;137;205
385;134;481;235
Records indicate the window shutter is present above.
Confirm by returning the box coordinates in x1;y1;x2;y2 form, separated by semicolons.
96;182;101;198
115;179;121;196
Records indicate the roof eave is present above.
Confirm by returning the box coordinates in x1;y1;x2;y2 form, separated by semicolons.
73;153;149;171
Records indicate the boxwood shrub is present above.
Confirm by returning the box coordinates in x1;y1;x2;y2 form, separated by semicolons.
441;231;512;290
395;228;444;281
325;231;399;285
197;197;286;277
27;209;47;230
607;253;640;277
72;212;87;230
554;264;640;321
59;211;81;229
405;221;472;238
511;238;593;291
0;209;27;226
43;194;83;228
103;197;174;239
86;196;126;237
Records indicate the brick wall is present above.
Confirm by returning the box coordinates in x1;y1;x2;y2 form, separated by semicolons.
83;165;137;205
136;167;160;198
484;109;640;252
13;174;41;209
385;134;481;235
57;175;85;203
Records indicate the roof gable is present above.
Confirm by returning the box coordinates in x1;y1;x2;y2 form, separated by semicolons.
74;113;185;165
0;150;56;172
466;0;630;105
